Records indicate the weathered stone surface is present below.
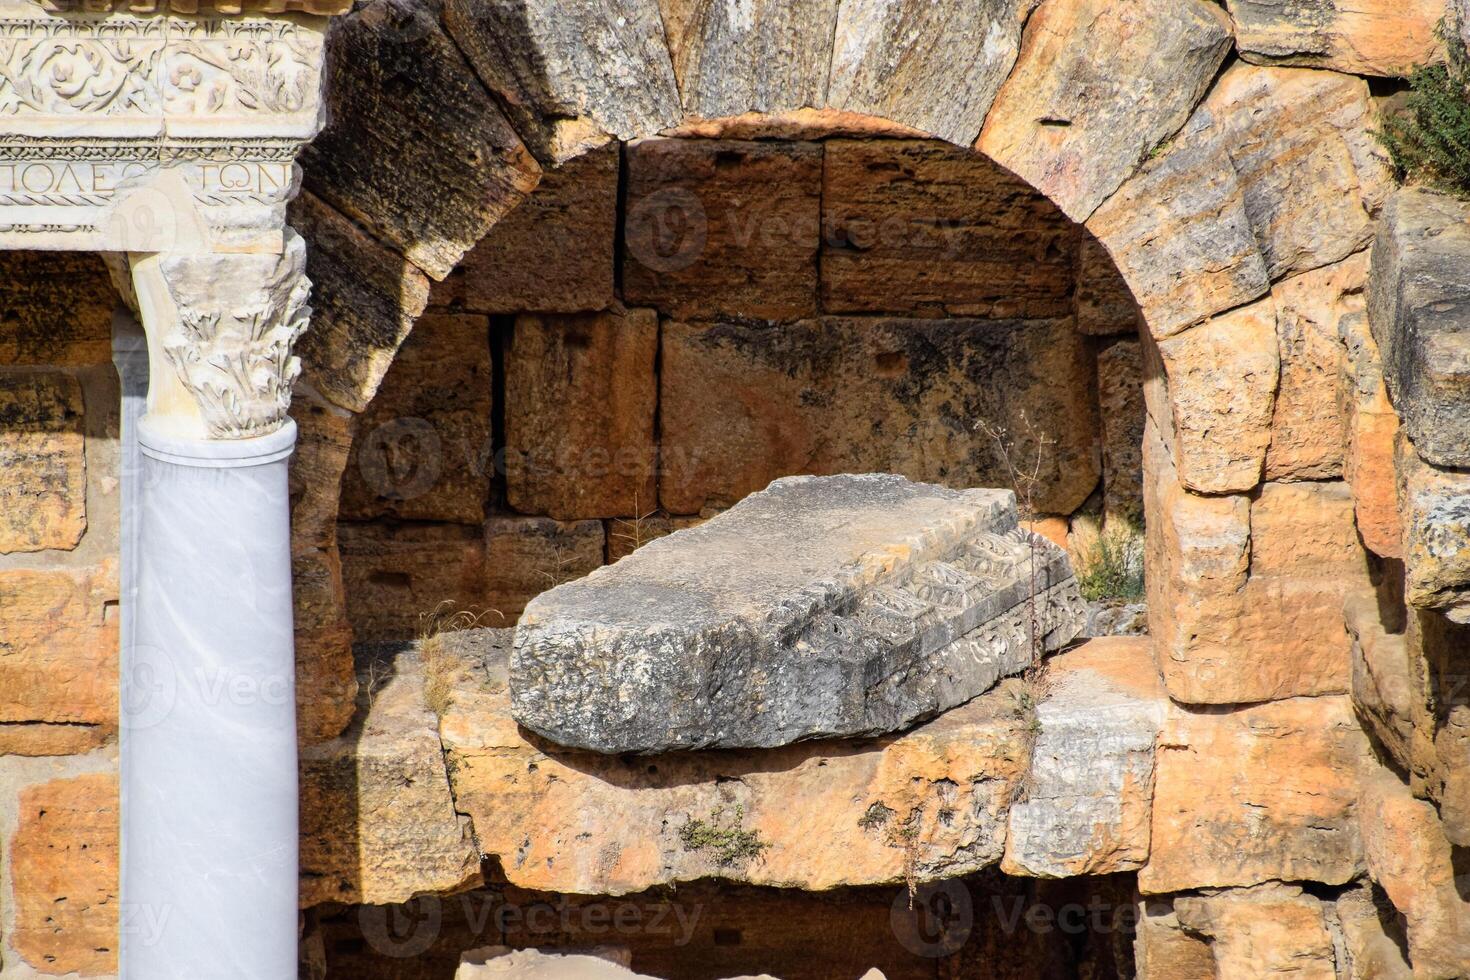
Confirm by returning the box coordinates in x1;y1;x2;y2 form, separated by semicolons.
1174;884;1337;980
826;0;1036;144
1338;311;1403;558
1098;338;1144;527
441;0;680;164
1002;637;1165;877
0;722;112;757
439;145;618;314
9;773;118;976
1335;885;1414;979
301;648;481;907
978;0;1232;223
289;190;432;414
1346;592;1424;782
0;564;118;729
1397;434;1470;621
455;948;652;980
1075;236;1141;337
443;627;1030;893
0;251;115;366
302;0;541;279
504;310;658;521
483;515;606;621
338;522;486;642
1203;65;1387;283
659;0;838;119
1369;188;1470;470
340;313;493;524
1266;253;1366;481
606;514;706;564
1413;608;1470;844
1141;695;1368;894
0;371;86;553
1087;105;1270;339
1147;422;1371;704
622;139;821;321
660;317;1100;516
1133;898;1217;980
1154;298;1280;494
289;390;357;551
1359;767;1470;979
820;140;1078;319
512;474;1084;753
1226;0;1444;76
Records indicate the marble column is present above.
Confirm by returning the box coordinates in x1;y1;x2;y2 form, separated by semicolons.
120;238;310;979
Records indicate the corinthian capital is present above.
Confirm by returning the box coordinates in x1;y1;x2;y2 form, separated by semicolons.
129;232;311;440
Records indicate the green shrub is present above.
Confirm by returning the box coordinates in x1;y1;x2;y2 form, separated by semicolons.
1074;522;1145;603
1377;22;1470;198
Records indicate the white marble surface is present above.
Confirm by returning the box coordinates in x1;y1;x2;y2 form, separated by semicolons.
124;417;298;979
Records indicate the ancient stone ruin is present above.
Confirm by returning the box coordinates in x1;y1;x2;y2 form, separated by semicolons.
1;0;1469;977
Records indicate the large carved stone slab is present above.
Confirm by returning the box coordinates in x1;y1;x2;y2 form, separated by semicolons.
0;0;327;253
1368;188;1470;470
440;0;680;165
826;0;1037;144
444;627;1032;894
511;473;1084;753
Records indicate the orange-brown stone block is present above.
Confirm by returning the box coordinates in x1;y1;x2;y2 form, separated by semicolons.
0;723;112;757
1174;884;1337;980
337;522;487;642
483;515;605;620
444;143;618;313
604;513;706;564
288;393;357;552
10;773;119;976
1075;236;1141;337
820;139;1078;319
660;317;1099;516
1134;898;1218;980
0;564;118;728
1338;311;1403;558
1265;253;1365;482
504;309;658;521
340;313;493;525
1141;695;1368;894
0;251;116;366
622;138;820;321
1098;337;1144;527
0;371;87;554
1226;0;1444;76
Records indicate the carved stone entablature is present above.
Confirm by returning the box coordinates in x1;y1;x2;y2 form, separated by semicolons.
0;0;327;252
37;0;350;15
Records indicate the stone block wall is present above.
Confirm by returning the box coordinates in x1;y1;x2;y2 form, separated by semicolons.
335;135;1144;644
0;251;122;975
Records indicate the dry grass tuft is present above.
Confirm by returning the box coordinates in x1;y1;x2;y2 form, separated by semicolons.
416;601;505;719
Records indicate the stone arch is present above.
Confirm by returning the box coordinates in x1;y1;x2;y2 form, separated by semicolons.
289;0;1401;742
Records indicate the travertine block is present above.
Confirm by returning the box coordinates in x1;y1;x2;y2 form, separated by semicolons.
340;313;493;524
0;564;117;728
659;0;838;119
1142;696;1368;893
440;0;679;164
1346;592;1425;784
337;522;486;642
826;0;1036;143
483;515;605;620
1098;338;1144;527
504;309;658;521
1266;253;1365;481
622;139;821;321
1134;898;1217;980
1226;0;1443;76
1075;236;1141;337
1003;637;1166;877
1359;767;1470;978
605;514;706;564
1088;106;1270;339
1338;312;1403;558
1174;884;1337;980
289;190;431;414
1155;298;1279;495
301;0;541;279
0;370;86;553
1204;65;1387;283
300;649;480;907
1397;434;1470;621
442;627;1031;894
0;251;115;366
10;773;118;977
288;391;356;552
820;139;1077;319
1369;188;1470;470
978;0;1232;222
447;144;618;313
512;474;1084;753
660;316;1099;516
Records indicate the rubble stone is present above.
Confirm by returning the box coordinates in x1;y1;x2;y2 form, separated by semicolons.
512;475;1083;753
